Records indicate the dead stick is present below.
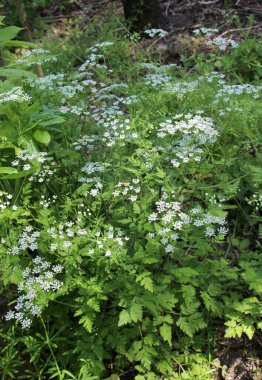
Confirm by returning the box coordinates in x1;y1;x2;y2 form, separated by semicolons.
220;23;262;37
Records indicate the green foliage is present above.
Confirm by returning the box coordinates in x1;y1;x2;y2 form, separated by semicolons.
0;14;261;380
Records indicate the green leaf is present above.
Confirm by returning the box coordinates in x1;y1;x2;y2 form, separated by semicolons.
5;40;37;48
133;202;141;214
0;167;18;174
143;257;159;264
0;26;22;43
0;68;37;79
79;316;93;333
243;323;255;340
141;276;154;292
39;116;65;127
0;165;39;179
130;303;143;323
108;375;120;380
118;310;131;326
160;323;172;347
177;313;207;337
33;129;51;145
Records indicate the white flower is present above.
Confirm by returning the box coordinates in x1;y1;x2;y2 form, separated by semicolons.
165;244;174;253
144;28;168;38
50;243;58;251
23;164;31;171
63;241;72;248
0;87;31;103
205;227;215;237
148;213;158;222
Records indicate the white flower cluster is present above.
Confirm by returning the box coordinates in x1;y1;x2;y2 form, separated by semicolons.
79;53;106;71
26;73;64;90
12;151;49;166
144;72;172;88
26;72;85;105
7;226;40;255
246;193;262;212
11;150;56;182
147;192;227;253
95;83;129;98
113;178;141;202
0;192;16;211
0;87;31;104
206;37;239;51
158;114;218;143
59;105;89;116
16;48;57;66
89;41;114;51
168;80;199;99
80;162;107;175
140;63;177;72
79;162;109;196
122;94;140;105
199;71;225;84
39;195;58;208
103;117;138;146
73;134;100;151
24;48;49;57
144;29;168;38
218;106;243;117
47;220;89;252
91;102;138;146
6;256;63;328
29;161;56;183
93;226;129;257
214;84;262;102
59;83;84;103
156;114;218;167
193;28;218;37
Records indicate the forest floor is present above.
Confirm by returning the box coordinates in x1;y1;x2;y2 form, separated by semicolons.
39;0;262;67
40;0;262;37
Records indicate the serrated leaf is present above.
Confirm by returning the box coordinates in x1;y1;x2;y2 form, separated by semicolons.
224;327;236;338
141;276;154;292
87;298;100;312
133;202;141;214
225;320;237;328
130;303;143;323
177;313;206;337
79;316;93;333
243;324;255;339
177;316;194;337
160;323;172;347
118;310;131;326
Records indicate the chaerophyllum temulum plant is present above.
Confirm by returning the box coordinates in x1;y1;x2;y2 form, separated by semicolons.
0;19;261;379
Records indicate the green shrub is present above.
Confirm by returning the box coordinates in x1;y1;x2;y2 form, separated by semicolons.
0;18;261;379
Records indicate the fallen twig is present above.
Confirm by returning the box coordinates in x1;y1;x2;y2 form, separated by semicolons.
219;23;262;37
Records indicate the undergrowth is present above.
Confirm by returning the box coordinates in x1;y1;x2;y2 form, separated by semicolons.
0;13;261;380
